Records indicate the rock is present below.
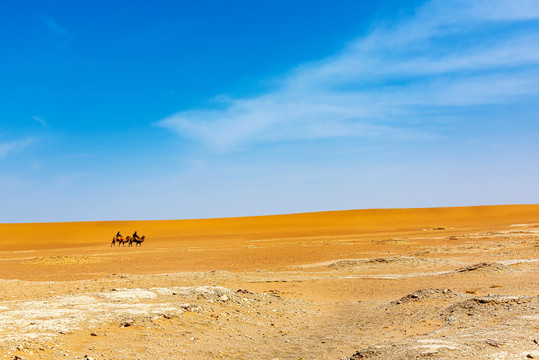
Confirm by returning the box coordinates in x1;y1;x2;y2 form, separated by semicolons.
179;303;199;312
237;289;253;294
121;319;134;327
485;339;502;347
457;262;516;274
392;288;462;304
348;348;378;359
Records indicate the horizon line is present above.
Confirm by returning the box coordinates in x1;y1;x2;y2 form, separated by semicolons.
2;203;538;226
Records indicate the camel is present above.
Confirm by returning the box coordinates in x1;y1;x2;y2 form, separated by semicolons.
111;235;122;247
111;235;129;247
129;235;145;247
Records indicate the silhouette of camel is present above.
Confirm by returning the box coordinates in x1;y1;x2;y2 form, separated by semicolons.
129;235;145;247
111;235;130;247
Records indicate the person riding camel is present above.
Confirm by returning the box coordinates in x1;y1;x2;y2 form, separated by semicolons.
132;231;140;241
116;231;123;240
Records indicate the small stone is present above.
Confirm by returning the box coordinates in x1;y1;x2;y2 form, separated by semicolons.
121;320;134;327
485;339;502;348
90;332;98;336
220;295;229;302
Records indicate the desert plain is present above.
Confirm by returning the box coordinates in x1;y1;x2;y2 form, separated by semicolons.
0;204;538;359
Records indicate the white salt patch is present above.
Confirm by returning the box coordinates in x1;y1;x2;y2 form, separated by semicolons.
498;259;539;266
99;289;157;301
415;339;458;351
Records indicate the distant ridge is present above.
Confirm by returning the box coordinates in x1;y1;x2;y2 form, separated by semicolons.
1;204;538;250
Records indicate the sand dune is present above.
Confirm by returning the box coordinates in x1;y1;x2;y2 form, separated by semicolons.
2;204;538;250
0;204;538;359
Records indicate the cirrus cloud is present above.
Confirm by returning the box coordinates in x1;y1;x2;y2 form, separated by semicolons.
157;0;539;151
0;138;36;159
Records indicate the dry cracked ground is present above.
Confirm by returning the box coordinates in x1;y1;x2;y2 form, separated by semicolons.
0;217;538;359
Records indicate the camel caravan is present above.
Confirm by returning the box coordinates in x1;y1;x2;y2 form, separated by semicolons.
111;231;146;247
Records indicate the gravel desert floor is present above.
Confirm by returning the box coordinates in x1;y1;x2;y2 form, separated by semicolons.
0;205;538;359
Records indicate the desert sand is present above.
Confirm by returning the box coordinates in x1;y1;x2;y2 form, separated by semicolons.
0;205;538;359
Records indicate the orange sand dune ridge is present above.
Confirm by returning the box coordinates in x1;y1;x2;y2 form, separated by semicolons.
1;204;538;251
0;203;538;282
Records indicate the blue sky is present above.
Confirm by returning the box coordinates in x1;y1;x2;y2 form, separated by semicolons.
1;0;538;223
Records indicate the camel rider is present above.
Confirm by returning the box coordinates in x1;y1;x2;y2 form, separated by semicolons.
116;231;123;240
133;231;140;240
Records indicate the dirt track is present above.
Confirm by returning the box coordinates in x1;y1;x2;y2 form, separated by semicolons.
0;205;538;359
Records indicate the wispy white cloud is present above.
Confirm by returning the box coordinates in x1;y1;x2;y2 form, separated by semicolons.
39;16;70;38
32;116;47;126
157;0;539;151
0;138;36;159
